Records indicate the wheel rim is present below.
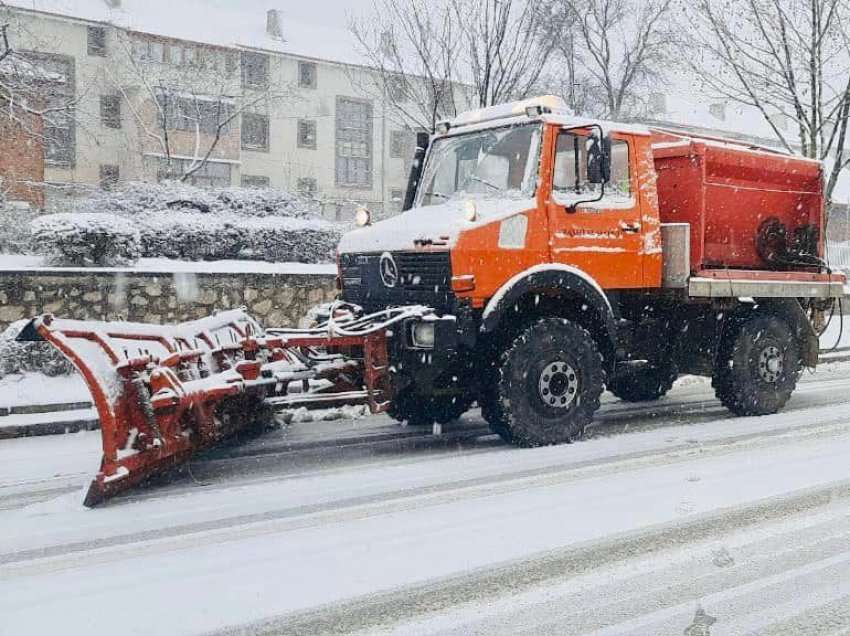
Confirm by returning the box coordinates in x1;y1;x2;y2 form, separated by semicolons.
537;360;578;409
757;345;784;383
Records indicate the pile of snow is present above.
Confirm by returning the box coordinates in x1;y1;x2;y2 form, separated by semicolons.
0;321;75;379
28;182;342;266
30;213;142;267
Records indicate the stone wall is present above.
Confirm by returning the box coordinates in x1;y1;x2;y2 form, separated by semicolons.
0;269;337;331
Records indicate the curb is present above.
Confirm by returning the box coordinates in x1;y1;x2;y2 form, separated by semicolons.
0;408;100;440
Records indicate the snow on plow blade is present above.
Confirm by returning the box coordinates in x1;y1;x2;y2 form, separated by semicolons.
17;307;396;506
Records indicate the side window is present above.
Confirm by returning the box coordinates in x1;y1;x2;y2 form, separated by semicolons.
553;132;632;203
553;132;590;195
609;139;631;198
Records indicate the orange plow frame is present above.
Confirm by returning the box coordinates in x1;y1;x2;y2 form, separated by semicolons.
17;309;391;506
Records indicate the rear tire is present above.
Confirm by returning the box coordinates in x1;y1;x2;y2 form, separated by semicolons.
608;365;677;402
713;314;801;416
488;317;604;446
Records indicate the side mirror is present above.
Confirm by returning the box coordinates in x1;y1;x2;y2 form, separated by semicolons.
587;133;611;184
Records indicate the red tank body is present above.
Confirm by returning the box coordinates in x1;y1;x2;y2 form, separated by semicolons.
651;131;825;273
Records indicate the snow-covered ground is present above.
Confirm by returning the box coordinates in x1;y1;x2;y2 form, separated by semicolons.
821;311;850;349
3;366;850;635
0;373;89;408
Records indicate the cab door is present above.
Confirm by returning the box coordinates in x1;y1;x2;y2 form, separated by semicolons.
547;129;644;289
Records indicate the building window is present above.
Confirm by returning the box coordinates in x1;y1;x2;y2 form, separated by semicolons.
225;53;238;75
100;95;121;129
159;92;233;135
297;177;317;196
21;52;77;168
99;164;119;190
133;39;166;63
241;175;270;188
297;119;317;149
386;75;408;103
168;44;184;66
335;97;373;188
298;61;317;89
241;51;269;88
87;26;107;57
155;158;231;188
390;130;412;159
241;113;269;151
44;121;74;166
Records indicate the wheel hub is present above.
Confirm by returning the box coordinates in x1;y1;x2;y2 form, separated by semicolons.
538;361;578;409
757;345;783;383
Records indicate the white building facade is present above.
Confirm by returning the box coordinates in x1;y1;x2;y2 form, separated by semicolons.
0;1;464;220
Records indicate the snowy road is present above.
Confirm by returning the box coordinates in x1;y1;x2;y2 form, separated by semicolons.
3;367;850;635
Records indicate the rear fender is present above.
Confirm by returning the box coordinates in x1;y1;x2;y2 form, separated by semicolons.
752;298;819;367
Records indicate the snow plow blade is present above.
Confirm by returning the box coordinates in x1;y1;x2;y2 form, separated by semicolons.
16;306;407;506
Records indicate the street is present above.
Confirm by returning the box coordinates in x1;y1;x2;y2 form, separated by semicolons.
3;367;850;635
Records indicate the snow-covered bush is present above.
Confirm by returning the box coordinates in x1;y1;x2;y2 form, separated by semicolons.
51;181;321;219
30;213;142;267
34;182;341;265
0;320;75;379
137;212;340;263
0;202;38;255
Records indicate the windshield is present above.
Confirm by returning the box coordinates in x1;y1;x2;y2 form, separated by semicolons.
415;123;542;207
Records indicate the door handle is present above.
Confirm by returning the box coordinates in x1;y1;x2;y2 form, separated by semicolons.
620;222;642;234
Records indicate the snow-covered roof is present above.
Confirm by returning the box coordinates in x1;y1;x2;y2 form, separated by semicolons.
2;0;365;65
653;94;782;143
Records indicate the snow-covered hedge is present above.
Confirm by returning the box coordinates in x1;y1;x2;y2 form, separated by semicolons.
30;213;142;267
0;320;75;379
28;182;341;266
0;202;38;255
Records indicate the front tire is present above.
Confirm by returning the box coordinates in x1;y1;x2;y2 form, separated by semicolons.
713;313;801;416
488;318;604;446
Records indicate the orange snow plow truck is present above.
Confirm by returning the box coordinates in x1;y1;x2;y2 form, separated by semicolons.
20;96;846;506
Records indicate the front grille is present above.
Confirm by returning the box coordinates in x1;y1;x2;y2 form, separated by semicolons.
340;251;453;310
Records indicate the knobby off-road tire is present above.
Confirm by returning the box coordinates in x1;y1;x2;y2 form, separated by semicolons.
713;313;801;416
608;365;677;402
487;317;605;447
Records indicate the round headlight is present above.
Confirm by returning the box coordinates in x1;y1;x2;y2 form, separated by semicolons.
355;206;372;227
463;200;478;222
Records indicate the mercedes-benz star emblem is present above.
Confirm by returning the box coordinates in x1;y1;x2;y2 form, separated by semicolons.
379;252;399;288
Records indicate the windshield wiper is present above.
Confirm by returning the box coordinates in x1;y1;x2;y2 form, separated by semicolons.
466;174;501;192
423;190;451;200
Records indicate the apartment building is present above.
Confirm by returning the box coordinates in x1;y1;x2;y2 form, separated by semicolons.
0;0;466;219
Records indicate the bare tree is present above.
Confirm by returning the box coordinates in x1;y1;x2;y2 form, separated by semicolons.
687;0;850;202
452;0;558;108
108;34;294;183
0;22;84;146
351;0;461;132
542;0;673;118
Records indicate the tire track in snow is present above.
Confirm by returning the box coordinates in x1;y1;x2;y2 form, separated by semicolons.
202;479;850;636
5;400;850;574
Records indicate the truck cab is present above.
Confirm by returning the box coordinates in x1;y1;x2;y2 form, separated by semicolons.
337;96;844;444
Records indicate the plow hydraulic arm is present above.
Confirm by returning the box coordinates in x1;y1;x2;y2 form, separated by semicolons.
17;305;430;506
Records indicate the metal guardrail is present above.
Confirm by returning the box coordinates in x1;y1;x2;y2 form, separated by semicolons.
827;241;850;274
820;346;850;364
